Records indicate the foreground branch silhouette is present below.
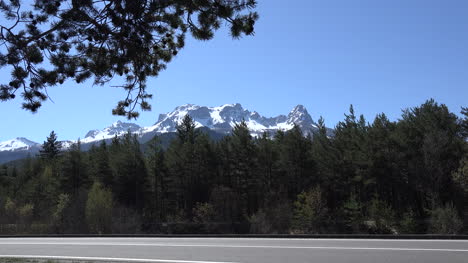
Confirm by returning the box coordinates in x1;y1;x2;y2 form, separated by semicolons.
0;0;258;118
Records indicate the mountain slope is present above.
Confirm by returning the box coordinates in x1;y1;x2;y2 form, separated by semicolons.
0;103;329;163
82;121;142;144
0;138;41;164
0;137;41;152
142;103;319;136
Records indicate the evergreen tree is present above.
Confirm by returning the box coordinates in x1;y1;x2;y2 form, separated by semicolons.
460;107;468;138
452;155;468;192
367;114;403;211
145;136;168;223
277;124;314;199
0;164;12;198
334;105;372;207
292;186;327;233
39;131;62;160
165;115;215;219
452;154;468;229
216;136;234;187
226;120;258;217
165;115;198;219
60;140;89;195
0;99;466;235
395;99;464;214
89;141;113;188
192;133;217;204
343;193;362;233
176;115;199;144
311;117;341;210
256;132;279;205
209;185;241;224
110;132;147;211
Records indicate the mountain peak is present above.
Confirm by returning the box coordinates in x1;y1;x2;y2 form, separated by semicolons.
144;103;318;136
82;121;141;143
0;137;40;152
232;103;242;108
176;104;200;111
111;120;140;128
287;104;313;125
292;104;307;112
1;103;331;161
112;120;123;127
16;137;34;142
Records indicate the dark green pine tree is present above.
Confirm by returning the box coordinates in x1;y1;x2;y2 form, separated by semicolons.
176;114;199;144
216;136;233;187
39;131;63;160
311;117;341;210
0;164;7;177
333;105;371;207
60;140;89;195
192;132;217;204
256;132;279;201
89;141;113;188
461;107;468;139
13;156;41;202
366;114;403;211
165;114;215;219
165;115;196;219
395;99;464;213
277;124;314;199
226;120;258;217
110;132;147;211
145;135;168;223
0;164;12;198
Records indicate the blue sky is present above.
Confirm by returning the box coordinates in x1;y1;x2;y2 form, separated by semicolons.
1;0;468;142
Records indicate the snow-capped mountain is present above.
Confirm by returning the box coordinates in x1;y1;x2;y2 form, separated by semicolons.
75;103;319;145
0;138;42;164
142;103;318;136
0;137;41;152
81;121;141;144
0;103;327;163
60;140;76;149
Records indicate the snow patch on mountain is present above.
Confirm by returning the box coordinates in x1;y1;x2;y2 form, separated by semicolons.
81;121;141;144
0;137;41;152
1;103;323;155
143;103;318;136
60;140;75;149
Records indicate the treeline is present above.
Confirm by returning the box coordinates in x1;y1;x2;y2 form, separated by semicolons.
0;99;467;234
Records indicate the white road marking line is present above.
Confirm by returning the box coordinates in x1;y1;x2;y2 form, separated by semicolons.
1;242;468;252
4;237;468;242
0;255;239;263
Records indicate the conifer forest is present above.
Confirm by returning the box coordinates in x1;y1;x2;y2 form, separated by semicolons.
0;99;467;235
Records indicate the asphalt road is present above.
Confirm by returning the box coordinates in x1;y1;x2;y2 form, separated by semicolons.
0;237;467;263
